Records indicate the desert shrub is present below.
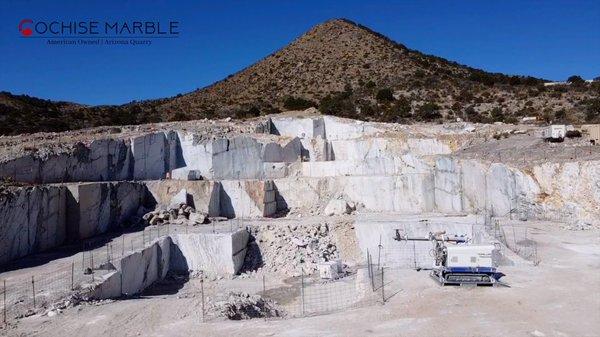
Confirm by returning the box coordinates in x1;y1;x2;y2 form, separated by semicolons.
247;106;261;117
169;111;188;122
358;101;377;118
554;109;567;122
490;107;504;122
540;109;553;123
416;102;442;121
283;96;316;110
522;77;540;86
457;90;474;103
567;75;585;85
393;96;412;117
504;116;519;124
414;70;426;78
469;71;496;86
376;88;395;102
344;83;353;94
233;106;261;119
463;106;484;123
508;76;522;86
319;93;356;118
381;96;412;123
585;98;600;122
451;102;462;112
550;91;563;99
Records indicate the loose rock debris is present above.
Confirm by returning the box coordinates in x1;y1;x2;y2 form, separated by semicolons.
142;203;208;226
243;223;339;276
213;292;284;320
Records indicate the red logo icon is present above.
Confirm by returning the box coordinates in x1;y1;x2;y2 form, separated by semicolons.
19;19;33;36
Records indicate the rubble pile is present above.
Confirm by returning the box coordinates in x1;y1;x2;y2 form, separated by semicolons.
44;294;85;317
213;291;283;320
142;203;208;226
244;223;339;276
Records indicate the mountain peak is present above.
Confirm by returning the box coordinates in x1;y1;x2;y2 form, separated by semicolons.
311;18;362;30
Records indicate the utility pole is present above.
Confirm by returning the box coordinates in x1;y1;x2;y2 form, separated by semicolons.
301;270;305;317
200;276;205;322
31;276;36;309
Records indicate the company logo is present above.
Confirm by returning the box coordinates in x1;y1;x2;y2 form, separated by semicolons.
17;19;179;38
18;19;33;37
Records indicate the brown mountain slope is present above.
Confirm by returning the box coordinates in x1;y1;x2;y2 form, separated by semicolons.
1;18;598;135
152;19;597;123
156;18;472;112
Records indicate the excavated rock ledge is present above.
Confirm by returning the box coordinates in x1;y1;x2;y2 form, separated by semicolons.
0;113;598;267
90;229;249;299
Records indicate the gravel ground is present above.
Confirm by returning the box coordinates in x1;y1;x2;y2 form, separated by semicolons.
455;132;600;168
2;221;598;337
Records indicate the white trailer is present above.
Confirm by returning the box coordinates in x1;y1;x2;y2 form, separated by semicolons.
543;124;566;141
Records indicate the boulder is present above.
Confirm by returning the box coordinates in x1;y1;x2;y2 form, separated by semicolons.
189;212;208;224
324;198;354;216
149;217;159;226
169;189;189;209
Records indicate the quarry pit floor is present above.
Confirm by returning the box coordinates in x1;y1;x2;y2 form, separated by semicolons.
2;220;599;337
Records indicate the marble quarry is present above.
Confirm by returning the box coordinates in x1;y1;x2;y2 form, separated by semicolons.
0;114;598;285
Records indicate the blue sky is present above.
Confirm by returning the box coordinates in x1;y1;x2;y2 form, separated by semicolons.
0;0;598;105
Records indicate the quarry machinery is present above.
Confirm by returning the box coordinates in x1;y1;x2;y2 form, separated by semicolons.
393;230;506;286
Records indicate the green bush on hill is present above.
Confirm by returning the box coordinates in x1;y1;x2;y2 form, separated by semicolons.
283;96;317;110
416;102;442;121
376;88;395;102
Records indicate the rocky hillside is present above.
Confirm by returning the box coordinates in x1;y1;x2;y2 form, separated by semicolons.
1;19;598;135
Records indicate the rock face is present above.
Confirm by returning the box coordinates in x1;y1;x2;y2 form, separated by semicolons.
0;132;304;184
220;180;277;218
132;132;171;180
0;182;150;266
169;229;249;275
0;139;133;184
67;182;149;241
531;161;600;224
0;186;66;265
273;157;600;226
92;231;248;299
144;180;220;216
91;236;172;298
0;177;280;266
1;114;598;268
